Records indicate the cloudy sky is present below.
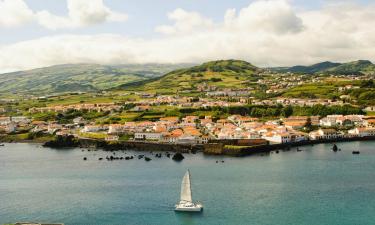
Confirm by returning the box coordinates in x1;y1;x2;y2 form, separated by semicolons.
0;0;374;73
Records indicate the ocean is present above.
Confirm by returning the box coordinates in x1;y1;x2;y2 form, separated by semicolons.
0;141;374;225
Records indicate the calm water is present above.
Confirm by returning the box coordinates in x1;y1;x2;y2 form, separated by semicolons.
0;142;375;225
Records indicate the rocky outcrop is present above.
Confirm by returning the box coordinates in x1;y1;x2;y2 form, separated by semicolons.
43;135;79;148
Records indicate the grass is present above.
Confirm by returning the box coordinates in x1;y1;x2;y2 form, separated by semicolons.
124;60;260;93
79;132;107;140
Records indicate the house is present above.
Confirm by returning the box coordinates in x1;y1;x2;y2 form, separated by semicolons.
47;124;63;134
11;116;31;124
182;116;199;126
176;134;198;144
134;132;163;141
309;129;343;140
159;117;179;124
73;117;86;125
0;117;11;125
5;122;16;133
263;131;307;144
82;125;106;133
320;115;340;127
162;129;184;143
284;121;306;130
105;135;119;141
131;105;151;112
348;128;375;137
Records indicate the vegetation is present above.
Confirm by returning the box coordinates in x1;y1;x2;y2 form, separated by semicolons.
0;63;190;96
274;60;375;75
121;60;262;93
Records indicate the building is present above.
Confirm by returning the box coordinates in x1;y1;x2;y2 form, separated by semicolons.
134;132;163;141
348;128;375;137
105;135;119;141
82;125;107;133
309;129;343;140
263;132;307;144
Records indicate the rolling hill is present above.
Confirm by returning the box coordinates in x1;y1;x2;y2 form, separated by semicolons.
119;60;263;93
0;63;191;96
272;60;375;75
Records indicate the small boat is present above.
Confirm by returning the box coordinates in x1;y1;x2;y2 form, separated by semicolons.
352;151;360;155
175;170;203;212
0;143;4;147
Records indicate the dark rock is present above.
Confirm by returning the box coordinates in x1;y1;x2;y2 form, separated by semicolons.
98;158;103;160
276;150;279;154
43;135;79;148
145;157;152;161
172;153;184;161
83;157;87;161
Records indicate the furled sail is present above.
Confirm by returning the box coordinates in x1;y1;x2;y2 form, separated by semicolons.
180;170;192;203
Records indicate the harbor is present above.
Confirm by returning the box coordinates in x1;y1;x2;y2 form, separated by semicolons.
1;141;374;225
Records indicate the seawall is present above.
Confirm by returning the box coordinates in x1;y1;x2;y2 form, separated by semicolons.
204;136;375;156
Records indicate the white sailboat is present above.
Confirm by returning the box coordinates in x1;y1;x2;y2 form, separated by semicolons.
175;170;203;212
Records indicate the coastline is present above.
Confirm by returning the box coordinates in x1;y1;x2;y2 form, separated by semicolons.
2;135;374;157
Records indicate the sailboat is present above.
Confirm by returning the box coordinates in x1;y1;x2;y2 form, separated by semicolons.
175;170;203;212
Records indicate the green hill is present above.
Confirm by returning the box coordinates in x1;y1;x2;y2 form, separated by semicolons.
277;61;341;74
120;60;262;93
326;60;375;75
273;60;375;75
0;63;189;96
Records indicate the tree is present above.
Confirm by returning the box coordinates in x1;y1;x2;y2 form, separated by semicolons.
282;105;293;118
304;117;313;132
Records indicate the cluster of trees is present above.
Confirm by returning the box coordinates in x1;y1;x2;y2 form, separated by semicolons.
179;104;363;119
30;109;110;124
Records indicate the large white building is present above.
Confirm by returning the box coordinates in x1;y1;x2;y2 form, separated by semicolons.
309;129;344;140
348;128;375;137
134;132;163;141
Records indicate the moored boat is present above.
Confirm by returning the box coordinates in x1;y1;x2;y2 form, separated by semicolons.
175;170;203;212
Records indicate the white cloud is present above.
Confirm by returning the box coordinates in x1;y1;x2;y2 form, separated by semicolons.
0;0;34;27
36;0;128;30
1;0;375;73
228;0;304;34
155;8;214;35
0;0;127;29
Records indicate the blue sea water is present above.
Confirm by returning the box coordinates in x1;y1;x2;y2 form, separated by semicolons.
0;141;374;225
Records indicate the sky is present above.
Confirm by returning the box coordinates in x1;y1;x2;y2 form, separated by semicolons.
0;0;374;73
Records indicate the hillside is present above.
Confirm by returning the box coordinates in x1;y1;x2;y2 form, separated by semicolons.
273;60;375;75
276;61;341;74
326;60;375;75
120;60;262;93
0;63;190;96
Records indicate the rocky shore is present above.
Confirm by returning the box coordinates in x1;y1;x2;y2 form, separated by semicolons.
35;135;375;157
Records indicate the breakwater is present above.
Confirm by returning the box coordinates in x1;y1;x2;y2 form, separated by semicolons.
204;136;375;156
42;136;205;154
31;135;375;156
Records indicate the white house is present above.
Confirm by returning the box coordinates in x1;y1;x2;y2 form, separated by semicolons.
134;132;163;141
82;125;106;133
105;135;119;141
263;132;307;144
348;128;375;137
309;129;343;140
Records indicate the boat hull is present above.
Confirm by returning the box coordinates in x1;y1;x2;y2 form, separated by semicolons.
175;203;203;212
